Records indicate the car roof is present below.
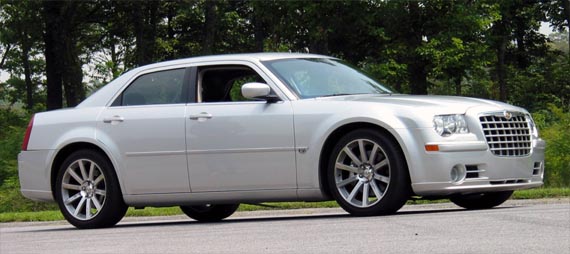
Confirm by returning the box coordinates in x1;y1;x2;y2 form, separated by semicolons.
140;52;334;69
77;53;333;108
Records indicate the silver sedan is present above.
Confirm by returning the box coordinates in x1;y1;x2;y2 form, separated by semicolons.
18;53;545;228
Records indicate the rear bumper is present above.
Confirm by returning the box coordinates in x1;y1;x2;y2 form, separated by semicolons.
18;150;54;202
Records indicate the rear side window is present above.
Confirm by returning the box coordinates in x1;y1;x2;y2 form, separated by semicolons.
115;69;186;106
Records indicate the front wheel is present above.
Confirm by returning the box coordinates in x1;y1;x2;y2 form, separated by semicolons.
55;150;127;229
450;191;513;209
328;129;410;216
180;204;239;222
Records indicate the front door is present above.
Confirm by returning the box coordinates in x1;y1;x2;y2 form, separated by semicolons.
185;64;296;192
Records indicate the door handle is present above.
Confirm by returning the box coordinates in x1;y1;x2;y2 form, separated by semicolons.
103;115;125;123
189;112;213;120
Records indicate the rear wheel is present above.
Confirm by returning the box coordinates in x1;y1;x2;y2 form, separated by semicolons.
180;204;239;222
55;150;127;229
328;129;410;216
450;191;513;209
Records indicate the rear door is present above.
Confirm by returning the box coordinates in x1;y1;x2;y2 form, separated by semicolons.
97;68;191;194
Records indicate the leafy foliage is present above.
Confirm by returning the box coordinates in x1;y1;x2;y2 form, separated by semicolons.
0;108;57;212
533;105;570;187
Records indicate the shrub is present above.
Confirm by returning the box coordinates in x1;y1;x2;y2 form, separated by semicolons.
533;105;570;187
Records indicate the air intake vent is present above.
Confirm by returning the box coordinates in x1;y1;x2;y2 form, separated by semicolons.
533;162;542;175
490;179;529;185
479;113;531;157
465;165;480;179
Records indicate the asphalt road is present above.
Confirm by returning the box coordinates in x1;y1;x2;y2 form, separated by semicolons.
1;199;569;254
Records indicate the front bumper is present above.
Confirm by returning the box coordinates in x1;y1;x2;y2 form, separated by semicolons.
402;128;545;196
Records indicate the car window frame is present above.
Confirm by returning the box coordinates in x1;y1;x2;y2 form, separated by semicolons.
109;67;193;107
191;62;288;105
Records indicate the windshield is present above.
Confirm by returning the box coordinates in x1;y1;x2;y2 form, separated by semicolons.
263;58;392;99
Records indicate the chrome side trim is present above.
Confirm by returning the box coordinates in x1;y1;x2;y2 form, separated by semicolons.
187;147;296;155
125;151;187;157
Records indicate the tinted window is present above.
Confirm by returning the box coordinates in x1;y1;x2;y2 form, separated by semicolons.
119;69;185;106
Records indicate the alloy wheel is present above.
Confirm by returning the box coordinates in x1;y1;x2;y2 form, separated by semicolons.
60;159;107;221
334;138;391;208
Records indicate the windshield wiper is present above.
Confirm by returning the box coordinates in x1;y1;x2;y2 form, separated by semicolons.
317;93;356;98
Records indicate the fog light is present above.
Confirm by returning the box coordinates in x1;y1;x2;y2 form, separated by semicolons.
450;165;466;184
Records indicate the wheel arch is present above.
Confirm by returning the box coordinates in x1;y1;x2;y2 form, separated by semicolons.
50;142;121;200
318;122;411;199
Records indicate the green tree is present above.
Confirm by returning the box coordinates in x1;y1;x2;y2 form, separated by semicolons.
0;0;44;110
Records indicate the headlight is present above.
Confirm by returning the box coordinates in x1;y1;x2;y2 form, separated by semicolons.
433;114;469;136
527;115;539;139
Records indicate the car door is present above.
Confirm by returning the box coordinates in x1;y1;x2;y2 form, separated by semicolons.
185;63;296;192
97;68;191;195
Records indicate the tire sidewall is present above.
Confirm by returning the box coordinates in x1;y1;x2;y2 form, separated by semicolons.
180;204;240;222
450;191;514;209
55;150;126;229
327;129;410;216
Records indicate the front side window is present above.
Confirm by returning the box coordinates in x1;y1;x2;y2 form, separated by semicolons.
117;68;185;106
263;58;392;99
199;66;267;103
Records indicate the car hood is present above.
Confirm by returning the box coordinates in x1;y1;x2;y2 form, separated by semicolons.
316;94;525;114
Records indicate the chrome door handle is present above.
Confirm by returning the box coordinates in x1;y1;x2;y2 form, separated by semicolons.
189;112;213;120
103;115;125;123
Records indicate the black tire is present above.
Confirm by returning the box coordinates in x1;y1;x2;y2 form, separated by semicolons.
450;191;513;210
54;150;127;229
327;128;410;216
180;204;240;222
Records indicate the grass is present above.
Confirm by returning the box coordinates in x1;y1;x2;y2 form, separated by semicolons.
512;187;570;199
1;187;568;223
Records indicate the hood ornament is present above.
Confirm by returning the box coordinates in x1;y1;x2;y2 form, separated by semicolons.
503;110;512;120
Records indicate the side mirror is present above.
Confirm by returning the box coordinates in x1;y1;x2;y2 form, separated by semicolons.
241;82;280;103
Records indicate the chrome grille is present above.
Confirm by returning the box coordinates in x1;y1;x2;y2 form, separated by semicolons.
479;113;531;157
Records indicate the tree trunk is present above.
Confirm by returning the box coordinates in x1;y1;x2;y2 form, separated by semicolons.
133;1;158;66
133;4;146;66
406;1;428;95
514;20;529;69
0;44;11;69
497;37;508;102
43;1;64;110
408;61;428;95
562;0;570;58
203;1;218;55
253;8;265;52
309;25;329;55
62;35;84;107
455;75;462;96
21;45;33;110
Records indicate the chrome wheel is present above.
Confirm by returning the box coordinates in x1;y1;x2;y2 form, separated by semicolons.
334;138;391;208
61;159;106;221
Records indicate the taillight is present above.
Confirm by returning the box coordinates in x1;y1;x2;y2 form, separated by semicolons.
22;115;35;151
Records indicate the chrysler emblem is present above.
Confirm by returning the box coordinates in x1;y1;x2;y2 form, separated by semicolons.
503;111;512;120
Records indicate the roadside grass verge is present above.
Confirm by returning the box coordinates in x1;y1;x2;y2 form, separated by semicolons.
1;187;568;223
